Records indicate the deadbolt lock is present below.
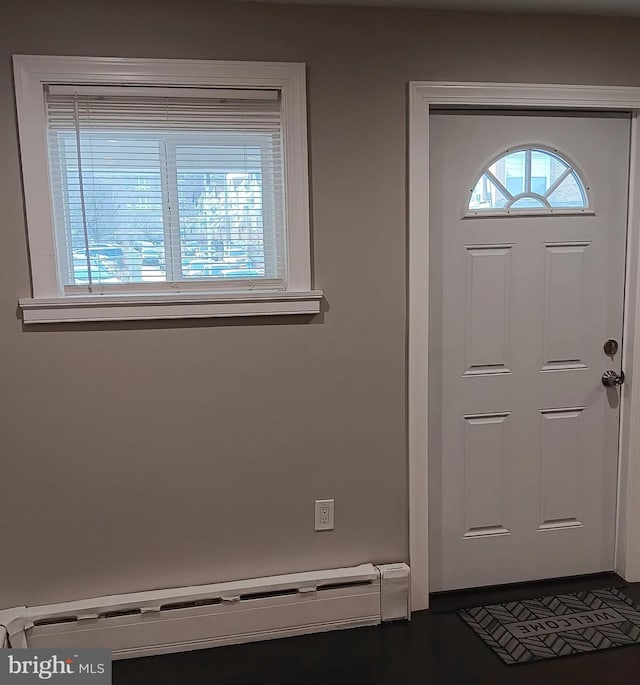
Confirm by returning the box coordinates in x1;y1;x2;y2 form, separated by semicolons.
604;339;619;356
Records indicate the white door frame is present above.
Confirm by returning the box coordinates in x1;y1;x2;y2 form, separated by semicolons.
408;82;640;611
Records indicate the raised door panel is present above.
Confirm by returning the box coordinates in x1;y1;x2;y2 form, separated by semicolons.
463;412;511;538
538;407;584;531
464;245;513;376
542;242;590;372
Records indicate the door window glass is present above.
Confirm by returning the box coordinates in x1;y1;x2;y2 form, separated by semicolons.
467;147;590;215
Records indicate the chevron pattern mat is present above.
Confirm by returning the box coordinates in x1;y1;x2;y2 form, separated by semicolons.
458;587;640;664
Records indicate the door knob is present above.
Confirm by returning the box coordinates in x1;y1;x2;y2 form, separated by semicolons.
602;370;625;387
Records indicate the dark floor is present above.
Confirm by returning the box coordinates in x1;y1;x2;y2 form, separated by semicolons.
113;574;640;684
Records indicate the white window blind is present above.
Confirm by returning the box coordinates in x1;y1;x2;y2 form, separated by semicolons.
46;86;286;293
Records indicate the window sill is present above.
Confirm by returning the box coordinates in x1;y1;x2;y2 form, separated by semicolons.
19;290;324;324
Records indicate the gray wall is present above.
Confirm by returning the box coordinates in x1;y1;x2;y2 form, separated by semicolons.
2;0;640;608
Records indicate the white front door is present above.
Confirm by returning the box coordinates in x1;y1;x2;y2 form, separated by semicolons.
428;111;630;592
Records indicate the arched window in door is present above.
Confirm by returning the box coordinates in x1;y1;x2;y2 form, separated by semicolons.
466;146;590;216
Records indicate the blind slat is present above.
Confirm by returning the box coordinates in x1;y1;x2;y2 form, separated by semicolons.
48;85;279;100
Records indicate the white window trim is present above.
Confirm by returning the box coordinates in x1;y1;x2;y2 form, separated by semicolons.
13;55;321;323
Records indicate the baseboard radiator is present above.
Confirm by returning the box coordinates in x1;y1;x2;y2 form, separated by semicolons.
0;563;410;659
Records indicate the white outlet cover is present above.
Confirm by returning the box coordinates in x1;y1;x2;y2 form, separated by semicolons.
314;499;335;531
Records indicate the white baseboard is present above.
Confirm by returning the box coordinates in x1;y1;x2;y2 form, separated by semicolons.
1;563;410;659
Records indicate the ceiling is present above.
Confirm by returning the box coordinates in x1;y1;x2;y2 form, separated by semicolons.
232;0;640;17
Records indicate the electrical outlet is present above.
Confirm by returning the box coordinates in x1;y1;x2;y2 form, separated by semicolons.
315;499;335;531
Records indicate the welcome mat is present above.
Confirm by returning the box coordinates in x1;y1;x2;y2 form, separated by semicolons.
458;587;640;664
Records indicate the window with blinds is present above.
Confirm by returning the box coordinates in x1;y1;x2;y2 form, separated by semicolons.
46;86;286;293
